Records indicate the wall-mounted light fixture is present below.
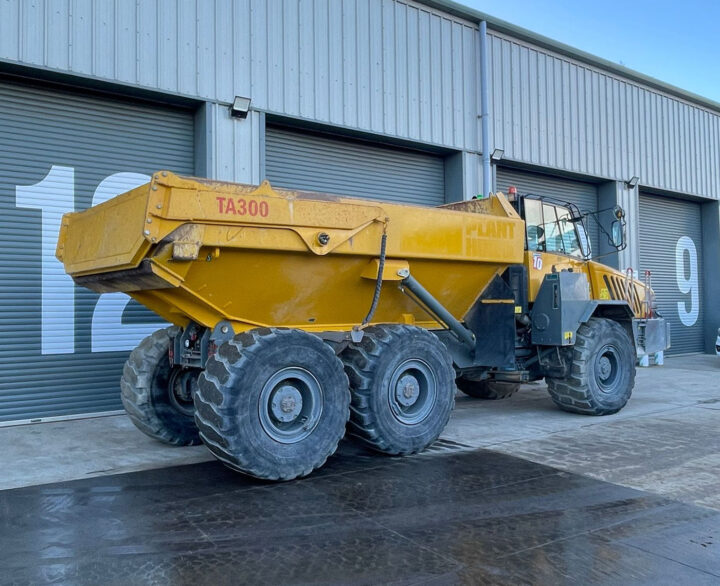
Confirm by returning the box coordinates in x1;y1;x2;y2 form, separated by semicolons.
230;96;252;119
625;176;639;189
490;148;504;163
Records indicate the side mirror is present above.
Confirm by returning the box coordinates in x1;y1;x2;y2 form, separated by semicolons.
611;220;625;249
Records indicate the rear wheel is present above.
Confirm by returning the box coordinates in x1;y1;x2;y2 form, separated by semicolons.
341;325;456;455
194;328;350;481
546;318;635;415
456;378;520;400
120;326;201;446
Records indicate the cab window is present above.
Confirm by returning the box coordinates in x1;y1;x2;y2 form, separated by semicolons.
556;207;583;258
524;199;544;251
542;204;563;253
524;198;584;258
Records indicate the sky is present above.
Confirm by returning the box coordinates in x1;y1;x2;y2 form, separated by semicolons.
462;0;720;103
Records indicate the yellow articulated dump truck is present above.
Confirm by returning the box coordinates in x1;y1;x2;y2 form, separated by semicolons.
57;171;669;480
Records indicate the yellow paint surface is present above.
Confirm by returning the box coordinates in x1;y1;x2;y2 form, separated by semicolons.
57;172;526;332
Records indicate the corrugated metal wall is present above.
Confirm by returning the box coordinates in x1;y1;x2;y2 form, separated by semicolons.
265;127;445;205
638;194;705;354
0;0;479;152
207;106;265;185
4;0;720;199
3;0;720;198
0;78;194;422
488;31;720;200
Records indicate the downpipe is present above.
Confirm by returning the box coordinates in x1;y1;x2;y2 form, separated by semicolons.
480;20;491;198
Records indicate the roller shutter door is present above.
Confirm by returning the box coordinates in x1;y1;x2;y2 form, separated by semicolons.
639;193;704;354
265;127;445;206
0;78;194;422
496;168;600;256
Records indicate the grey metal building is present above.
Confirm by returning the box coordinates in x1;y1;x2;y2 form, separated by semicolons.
0;0;717;423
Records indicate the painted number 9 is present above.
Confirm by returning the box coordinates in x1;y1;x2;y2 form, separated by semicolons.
675;236;699;327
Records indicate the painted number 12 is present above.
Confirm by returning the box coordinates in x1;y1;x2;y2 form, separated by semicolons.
15;166;164;355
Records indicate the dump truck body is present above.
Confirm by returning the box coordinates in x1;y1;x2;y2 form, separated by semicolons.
57;172;669;481
58;172;525;334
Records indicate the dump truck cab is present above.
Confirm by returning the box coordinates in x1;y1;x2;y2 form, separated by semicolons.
448;187;670;405
513;188;628;300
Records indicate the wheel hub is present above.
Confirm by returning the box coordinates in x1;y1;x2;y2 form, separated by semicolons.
395;374;420;406
259;367;324;444
595;345;620;392
387;359;437;425
271;385;303;422
168;368;198;417
598;355;612;380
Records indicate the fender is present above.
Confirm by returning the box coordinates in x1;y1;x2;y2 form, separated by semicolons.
531;271;632;346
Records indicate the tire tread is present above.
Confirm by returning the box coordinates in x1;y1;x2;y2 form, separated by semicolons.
546;318;636;416
120;326;201;446
341;325;456;456
195;328;350;481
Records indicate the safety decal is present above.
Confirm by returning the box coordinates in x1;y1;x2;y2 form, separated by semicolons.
532;254;543;270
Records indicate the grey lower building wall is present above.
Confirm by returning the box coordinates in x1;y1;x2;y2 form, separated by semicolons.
0;76;195;423
701;202;720;353
265;126;447;206
638;193;706;354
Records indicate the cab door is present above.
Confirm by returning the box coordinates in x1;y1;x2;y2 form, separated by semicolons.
522;198;591;302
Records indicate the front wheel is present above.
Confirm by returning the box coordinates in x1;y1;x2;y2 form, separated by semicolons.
546;318;636;415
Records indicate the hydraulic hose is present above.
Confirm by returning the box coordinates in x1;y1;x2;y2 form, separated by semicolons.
361;230;388;326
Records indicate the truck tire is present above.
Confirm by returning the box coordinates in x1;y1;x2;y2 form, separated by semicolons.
120;326;201;446
341;325;456;455
194;328;350;481
456;378;520;400
546;318;636;415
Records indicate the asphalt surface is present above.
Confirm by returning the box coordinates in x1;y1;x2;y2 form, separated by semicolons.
2;442;719;585
2;354;719;584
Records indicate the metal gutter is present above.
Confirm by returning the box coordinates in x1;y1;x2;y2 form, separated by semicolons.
417;0;720;114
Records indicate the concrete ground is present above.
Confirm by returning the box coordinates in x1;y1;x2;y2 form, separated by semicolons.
2;354;718;511
446;353;720;510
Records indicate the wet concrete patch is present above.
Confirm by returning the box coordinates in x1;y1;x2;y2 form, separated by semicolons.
1;443;718;585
